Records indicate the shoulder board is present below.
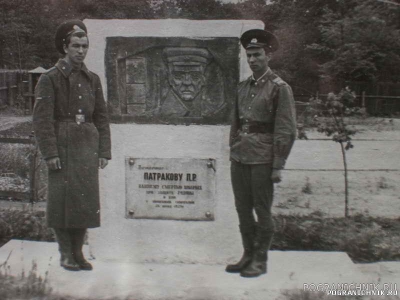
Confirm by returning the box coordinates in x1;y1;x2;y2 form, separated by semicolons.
89;70;99;79
270;74;287;86
44;66;57;74
239;76;252;85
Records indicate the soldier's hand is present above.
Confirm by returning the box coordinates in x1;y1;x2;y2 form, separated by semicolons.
271;169;282;183
46;157;61;170
99;158;108;169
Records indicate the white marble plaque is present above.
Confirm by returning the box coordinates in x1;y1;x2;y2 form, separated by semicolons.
125;157;216;220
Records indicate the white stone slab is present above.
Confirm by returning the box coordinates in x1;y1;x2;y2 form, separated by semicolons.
0;240;378;300
94;124;236;263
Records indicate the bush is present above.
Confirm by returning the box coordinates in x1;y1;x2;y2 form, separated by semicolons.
272;212;400;263
0;144;34;179
0;101;26;116
0;121;33;137
0;208;54;248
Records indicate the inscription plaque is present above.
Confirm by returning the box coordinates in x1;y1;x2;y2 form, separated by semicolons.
125;158;217;221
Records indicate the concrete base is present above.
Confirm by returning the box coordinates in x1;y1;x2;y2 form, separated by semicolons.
0;240;380;300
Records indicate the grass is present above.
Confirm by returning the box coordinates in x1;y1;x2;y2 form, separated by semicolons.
0;257;52;300
301;177;313;194
377;177;389;189
0;252;92;300
1;207;400;263
272;212;400;263
299;115;400;132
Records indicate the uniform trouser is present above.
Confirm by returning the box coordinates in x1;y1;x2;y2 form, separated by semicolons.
230;161;275;244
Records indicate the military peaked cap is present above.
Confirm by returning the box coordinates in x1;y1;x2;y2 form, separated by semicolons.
55;19;88;54
163;47;212;65
240;29;279;52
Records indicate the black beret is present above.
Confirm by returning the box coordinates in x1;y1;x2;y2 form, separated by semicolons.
55;20;88;54
240;29;279;52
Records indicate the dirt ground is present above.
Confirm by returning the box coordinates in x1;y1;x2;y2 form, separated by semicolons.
280;118;400;218
274;170;400;218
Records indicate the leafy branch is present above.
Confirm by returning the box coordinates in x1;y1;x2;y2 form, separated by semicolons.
313;87;363;217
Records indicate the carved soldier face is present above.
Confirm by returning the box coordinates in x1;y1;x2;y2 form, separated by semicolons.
168;64;206;102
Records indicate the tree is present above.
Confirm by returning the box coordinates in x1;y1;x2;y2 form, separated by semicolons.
306;0;400;86
265;0;340;89
313;87;364;217
0;0;60;69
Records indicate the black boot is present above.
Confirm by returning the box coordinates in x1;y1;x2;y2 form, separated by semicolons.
240;229;273;278
53;229;80;271
71;229;93;271
240;248;267;277
226;226;255;273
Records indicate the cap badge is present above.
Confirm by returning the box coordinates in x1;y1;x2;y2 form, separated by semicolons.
251;38;258;43
66;25;86;37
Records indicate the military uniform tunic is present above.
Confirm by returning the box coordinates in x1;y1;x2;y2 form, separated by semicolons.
230;68;296;168
33;59;111;228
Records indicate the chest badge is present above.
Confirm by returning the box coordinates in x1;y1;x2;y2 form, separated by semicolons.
76;114;85;124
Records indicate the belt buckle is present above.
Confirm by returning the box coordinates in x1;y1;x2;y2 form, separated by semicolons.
76;114;85;124
242;124;250;133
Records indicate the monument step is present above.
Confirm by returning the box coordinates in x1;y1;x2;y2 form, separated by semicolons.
0;240;375;300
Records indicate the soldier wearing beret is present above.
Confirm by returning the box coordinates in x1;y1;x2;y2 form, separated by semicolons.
226;29;296;277
33;20;111;271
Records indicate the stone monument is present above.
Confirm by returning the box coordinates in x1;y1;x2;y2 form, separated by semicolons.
84;19;264;264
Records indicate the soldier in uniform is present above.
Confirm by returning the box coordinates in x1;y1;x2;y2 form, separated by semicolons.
226;29;296;277
33;20;111;271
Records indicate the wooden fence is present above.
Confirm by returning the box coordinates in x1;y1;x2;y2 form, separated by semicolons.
294;92;400;118
0;70;28;108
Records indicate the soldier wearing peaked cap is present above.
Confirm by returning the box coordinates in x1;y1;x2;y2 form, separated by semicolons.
33;20;111;272
144;47;226;118
226;29;296;277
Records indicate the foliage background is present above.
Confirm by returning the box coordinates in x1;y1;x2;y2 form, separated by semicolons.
1;0;400;93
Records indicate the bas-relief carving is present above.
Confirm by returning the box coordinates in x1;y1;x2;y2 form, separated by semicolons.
143;47;226;118
124;47;226;119
106;37;239;124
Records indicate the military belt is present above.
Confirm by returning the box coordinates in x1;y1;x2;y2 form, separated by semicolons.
240;122;274;134
55;116;93;123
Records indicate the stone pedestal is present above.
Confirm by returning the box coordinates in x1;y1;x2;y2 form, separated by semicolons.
0;240;377;300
